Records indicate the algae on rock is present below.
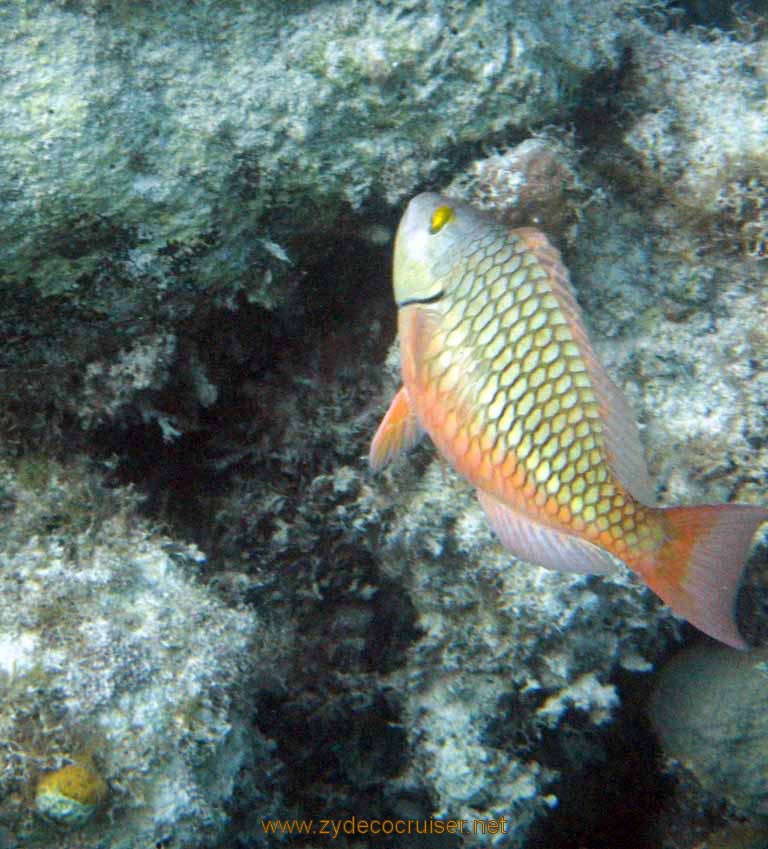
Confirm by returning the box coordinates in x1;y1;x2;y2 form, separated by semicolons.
0;0;645;438
0;456;282;849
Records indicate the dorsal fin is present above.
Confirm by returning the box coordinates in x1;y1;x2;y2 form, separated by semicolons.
514;227;656;506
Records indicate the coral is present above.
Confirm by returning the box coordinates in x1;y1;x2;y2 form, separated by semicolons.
1;4;768;848
0;0;638;299
562;183;768;510
79;332;178;429
0;0;648;441
197;116;768;846
715;175;768;259
372;459;666;844
446;136;590;244
35;756;108;827
203;268;676;845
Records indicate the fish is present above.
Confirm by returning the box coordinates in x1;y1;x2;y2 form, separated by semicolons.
370;192;767;649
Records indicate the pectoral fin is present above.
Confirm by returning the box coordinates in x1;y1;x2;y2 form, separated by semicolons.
369;386;423;472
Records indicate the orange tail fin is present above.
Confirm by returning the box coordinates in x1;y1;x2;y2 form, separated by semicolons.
639;504;767;649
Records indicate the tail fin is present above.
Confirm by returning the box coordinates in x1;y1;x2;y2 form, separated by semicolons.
640;504;767;649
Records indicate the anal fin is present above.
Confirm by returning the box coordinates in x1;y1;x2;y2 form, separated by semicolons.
476;489;617;575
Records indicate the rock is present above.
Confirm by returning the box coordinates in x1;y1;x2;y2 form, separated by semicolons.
625;29;768;257
649;645;768;816
0;456;280;848
0;0;636;303
0;0;647;435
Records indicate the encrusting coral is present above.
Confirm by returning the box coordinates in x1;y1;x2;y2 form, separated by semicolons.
35;756;108;827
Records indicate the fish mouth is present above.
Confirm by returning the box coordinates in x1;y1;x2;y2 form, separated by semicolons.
398;289;445;307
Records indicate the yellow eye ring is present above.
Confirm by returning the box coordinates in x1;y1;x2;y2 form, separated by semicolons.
429;205;455;234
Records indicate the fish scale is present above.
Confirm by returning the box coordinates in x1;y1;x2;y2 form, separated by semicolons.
370;192;767;648
416;228;647;556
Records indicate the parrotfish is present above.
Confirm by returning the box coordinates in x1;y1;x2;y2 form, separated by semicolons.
370;192;767;649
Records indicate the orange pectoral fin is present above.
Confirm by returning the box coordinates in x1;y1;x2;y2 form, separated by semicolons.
369;385;424;472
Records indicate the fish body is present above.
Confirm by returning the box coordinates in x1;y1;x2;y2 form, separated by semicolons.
371;192;766;648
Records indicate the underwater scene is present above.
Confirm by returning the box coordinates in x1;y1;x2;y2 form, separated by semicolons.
0;1;767;848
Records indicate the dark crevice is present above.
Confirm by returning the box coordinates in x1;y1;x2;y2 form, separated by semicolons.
90;227;395;542
82;223;428;843
527;669;672;849
676;0;768;33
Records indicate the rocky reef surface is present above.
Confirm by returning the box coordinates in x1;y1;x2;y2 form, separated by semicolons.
0;2;767;849
0;0;636;438
0;457;282;848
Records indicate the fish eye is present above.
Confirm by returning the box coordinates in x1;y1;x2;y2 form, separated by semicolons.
429;205;455;234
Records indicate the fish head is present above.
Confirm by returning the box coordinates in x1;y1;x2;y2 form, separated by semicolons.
393;192;493;307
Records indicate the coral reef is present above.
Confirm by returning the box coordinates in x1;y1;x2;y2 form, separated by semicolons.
0;456;279;849
624;26;768;257
207;25;768;839
0;0;643;440
0;3;767;849
370;461;667;844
